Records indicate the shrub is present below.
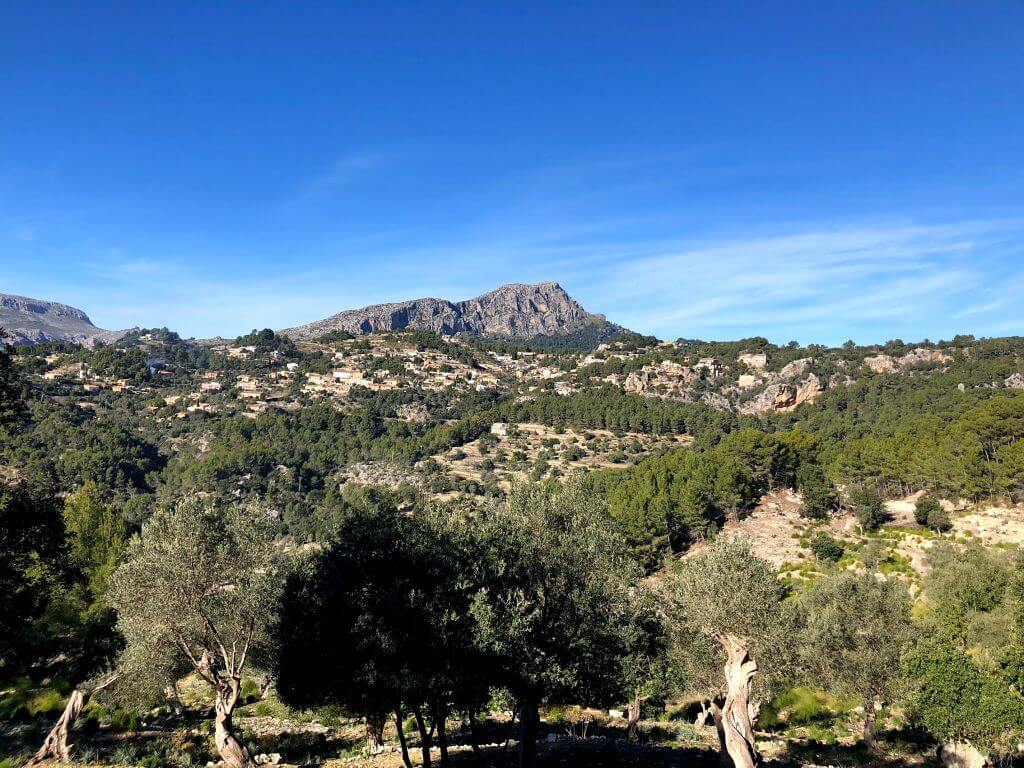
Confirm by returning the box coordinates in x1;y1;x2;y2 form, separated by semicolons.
914;495;942;527
850;486;888;531
111;746;141;765
109;708;141;732
927;506;952;533
545;705;568;726
27;689;65;717
808;533;844;563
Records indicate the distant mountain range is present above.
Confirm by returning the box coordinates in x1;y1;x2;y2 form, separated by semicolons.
280;281;627;343
1;282;629;348
0;294;126;346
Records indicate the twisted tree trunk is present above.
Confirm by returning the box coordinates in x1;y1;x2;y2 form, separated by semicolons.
467;713;483;763
214;684;257;768
414;707;433;768
366;713;386;755
29;673;118;766
434;703;450;768
709;696;732;768
863;700;878;751
720;635;759;768
165;682;183;716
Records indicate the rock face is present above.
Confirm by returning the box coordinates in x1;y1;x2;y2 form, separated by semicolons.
738;374;823;415
865;348;952;373
280;282;620;341
779;358;813;380
0;294;124;346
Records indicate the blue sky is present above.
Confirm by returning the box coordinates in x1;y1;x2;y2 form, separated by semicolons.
2;1;1023;344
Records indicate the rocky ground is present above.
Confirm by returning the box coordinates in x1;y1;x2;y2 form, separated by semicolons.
693;489;1024;586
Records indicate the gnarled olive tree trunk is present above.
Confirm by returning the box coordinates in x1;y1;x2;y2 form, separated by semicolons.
708;696;732;768
863;699;879;751
28;673;118;766
165;681;183;716
720;635;759;768
213;678;257;768
395;708;414;768
432;702;450;768
414;707;433;768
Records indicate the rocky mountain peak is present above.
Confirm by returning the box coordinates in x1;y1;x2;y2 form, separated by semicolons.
279;281;617;341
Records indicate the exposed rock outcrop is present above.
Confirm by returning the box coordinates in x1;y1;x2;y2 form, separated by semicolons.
1005;373;1024;390
779;358;813;379
738;374;823;415
280;282;623;341
0;294;125;346
865;348;952;373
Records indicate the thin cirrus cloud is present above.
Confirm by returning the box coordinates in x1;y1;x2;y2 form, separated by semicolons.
588;220;1024;344
16;217;1024;344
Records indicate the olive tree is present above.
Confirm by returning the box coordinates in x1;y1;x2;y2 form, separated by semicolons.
618;586;671;741
795;572;915;749
849;485;888;531
25;482;126;766
29;671;120;765
667;619;731;765
664;538;786;768
472;479;636;768
903;542;1024;761
904;637;1024;762
108;497;281;768
274;505;488;768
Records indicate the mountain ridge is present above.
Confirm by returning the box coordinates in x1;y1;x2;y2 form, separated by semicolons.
278;281;627;342
0;293;126;346
1;282;628;348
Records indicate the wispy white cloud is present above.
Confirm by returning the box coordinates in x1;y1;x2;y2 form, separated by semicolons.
7;191;1024;344
587;219;1024;343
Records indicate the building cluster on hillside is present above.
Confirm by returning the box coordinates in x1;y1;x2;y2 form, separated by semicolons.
41;361;135;393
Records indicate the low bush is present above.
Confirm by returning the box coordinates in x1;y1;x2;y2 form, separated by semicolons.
808;532;844;563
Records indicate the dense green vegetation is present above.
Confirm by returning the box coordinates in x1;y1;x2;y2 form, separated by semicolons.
3;330;1024;767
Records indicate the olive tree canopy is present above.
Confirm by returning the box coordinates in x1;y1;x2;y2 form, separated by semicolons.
665;538;787;768
108;497;281;768
795;571;915;749
471;479;637;768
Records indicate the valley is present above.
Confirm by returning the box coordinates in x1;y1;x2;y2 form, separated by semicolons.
3;284;1024;768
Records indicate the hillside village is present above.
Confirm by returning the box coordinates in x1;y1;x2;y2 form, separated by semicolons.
34;330;1016;425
